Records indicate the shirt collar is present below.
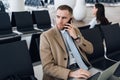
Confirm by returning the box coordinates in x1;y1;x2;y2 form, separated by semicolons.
60;29;66;34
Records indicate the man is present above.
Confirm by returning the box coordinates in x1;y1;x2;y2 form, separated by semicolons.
40;5;93;80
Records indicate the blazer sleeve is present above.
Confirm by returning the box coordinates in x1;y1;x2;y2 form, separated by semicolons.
40;32;71;80
74;28;93;54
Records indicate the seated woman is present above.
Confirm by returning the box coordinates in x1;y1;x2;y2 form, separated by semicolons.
89;3;110;29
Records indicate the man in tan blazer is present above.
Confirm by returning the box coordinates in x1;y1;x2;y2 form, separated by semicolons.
40;5;93;80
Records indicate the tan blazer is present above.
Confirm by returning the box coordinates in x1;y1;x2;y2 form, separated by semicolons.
40;27;93;80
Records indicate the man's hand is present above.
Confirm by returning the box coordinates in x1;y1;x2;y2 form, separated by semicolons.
69;69;91;79
64;23;78;39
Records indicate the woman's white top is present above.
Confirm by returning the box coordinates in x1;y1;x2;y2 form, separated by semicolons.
89;17;98;29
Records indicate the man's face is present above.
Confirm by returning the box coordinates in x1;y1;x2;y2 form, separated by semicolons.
56;9;72;30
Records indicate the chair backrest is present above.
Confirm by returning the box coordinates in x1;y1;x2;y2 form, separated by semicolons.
78;25;90;31
32;10;51;29
80;27;104;63
0;40;34;79
0;12;12;35
100;23;120;61
0;1;5;12
29;33;41;63
100;23;120;53
11;11;34;31
94;23;112;39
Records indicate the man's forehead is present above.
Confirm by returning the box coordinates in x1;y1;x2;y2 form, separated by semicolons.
56;9;70;15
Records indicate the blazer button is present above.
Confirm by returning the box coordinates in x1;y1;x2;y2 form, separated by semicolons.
64;58;67;60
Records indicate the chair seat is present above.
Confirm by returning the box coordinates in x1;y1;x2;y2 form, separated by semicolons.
37;25;51;31
92;58;116;70
0;33;18;38
18;29;41;34
107;51;120;61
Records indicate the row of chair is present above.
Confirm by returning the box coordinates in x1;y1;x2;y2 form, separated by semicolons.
0;22;120;79
0;10;51;39
30;22;120;70
79;23;120;70
0;33;41;64
0;10;50;64
0;10;51;64
25;0;54;7
0;35;120;80
85;0;120;3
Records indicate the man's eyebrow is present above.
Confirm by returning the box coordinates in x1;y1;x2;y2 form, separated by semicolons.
62;17;67;19
56;15;67;19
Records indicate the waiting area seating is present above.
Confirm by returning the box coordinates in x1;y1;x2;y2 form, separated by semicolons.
79;23;120;70
29;33;41;63
80;27;115;70
0;12;18;38
0;40;37;80
85;0;120;3
32;10;52;31
0;9;120;79
0;10;52;64
100;23;120;61
11;11;41;34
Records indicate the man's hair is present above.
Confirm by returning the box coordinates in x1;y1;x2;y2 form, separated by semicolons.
57;5;73;15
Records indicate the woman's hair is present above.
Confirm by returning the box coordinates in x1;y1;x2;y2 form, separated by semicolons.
95;3;109;25
57;5;73;15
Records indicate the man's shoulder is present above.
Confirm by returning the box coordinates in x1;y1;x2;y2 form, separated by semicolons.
42;27;56;36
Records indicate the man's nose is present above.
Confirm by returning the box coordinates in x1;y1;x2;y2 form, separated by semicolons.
58;18;63;23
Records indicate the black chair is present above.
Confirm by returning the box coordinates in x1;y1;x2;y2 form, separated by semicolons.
32;10;51;31
81;27;116;70
0;35;21;44
100;23;120;61
0;12;18;38
11;11;41;34
0;1;5;12
94;22;112;39
29;33;41;63
78;25;90;32
0;40;37;80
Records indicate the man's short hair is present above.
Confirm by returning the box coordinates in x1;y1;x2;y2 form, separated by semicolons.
57;5;73;15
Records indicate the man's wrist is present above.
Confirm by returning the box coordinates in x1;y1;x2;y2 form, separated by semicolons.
74;35;80;40
74;37;80;40
68;70;74;78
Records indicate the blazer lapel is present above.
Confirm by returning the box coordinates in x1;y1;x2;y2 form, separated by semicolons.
54;27;67;53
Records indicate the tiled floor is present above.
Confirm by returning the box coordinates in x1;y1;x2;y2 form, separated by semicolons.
33;4;120;80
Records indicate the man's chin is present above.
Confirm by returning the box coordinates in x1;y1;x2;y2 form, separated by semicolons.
57;26;64;30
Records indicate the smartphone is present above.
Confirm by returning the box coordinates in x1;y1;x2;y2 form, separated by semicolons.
67;18;72;24
64;18;72;28
64;18;72;29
